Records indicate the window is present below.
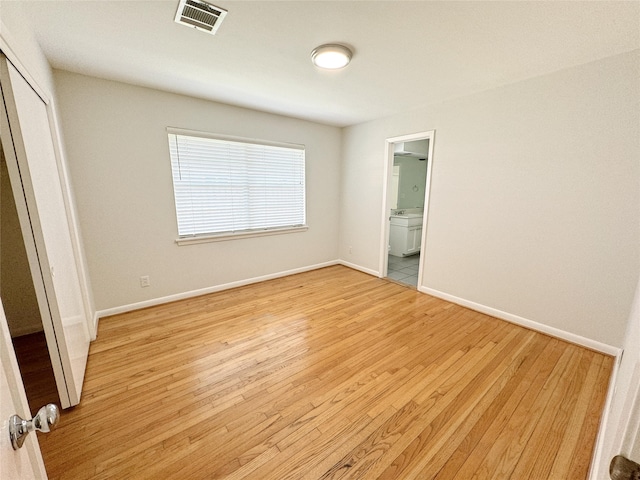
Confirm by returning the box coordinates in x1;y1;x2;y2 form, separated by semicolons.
167;128;306;243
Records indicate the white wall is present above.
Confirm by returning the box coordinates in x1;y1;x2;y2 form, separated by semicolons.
395;156;428;209
341;50;640;348
53;71;342;312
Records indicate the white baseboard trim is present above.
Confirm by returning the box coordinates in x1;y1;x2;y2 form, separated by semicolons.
94;259;620;357
92;311;99;340
419;286;621;356
338;260;379;277
95;260;340;320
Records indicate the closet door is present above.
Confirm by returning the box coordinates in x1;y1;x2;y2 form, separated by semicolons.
0;55;89;407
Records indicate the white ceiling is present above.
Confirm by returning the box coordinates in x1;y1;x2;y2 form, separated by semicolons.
3;0;639;127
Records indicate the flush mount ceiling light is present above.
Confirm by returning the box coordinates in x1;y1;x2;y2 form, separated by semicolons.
311;44;352;70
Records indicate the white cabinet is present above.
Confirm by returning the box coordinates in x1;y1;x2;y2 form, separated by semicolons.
389;215;423;257
406;226;422;255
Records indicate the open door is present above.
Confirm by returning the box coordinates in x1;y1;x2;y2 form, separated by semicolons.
0;297;47;479
0;55;89;408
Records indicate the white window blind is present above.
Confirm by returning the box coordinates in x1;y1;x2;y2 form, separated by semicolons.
167;130;306;238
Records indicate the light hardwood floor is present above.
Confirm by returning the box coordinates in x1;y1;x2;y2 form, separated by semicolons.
37;266;613;479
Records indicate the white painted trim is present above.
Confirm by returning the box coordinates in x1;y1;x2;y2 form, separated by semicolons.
379;130;435;280
419;285;620;355
588;351;623;479
417;134;435;288
330;262;622;356
92;311;100;340
621;365;640;458
339;260;380;277
1;23;97;380
166;126;305;150
46;100;96;340
176;225;308;246
1;19;104;344
0;57;72;408
379;140;394;277
95;261;339;320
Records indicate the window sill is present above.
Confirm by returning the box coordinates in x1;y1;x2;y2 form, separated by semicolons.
175;225;308;246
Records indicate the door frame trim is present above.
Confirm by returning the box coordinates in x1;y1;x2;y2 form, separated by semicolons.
0;61;72;408
0;24;95;340
379;130;435;287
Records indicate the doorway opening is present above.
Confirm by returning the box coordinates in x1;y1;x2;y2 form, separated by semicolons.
380;131;435;289
1;140;60;414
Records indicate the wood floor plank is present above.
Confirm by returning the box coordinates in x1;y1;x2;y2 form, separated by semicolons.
479;345;589;479
509;346;596;479
566;355;613;478
378;332;549;480
547;353;605;479
28;265;613;479
333;329;532;479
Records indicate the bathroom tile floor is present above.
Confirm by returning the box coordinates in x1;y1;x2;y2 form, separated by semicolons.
387;254;420;287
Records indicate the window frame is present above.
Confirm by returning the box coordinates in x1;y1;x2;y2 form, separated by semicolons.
166;127;308;245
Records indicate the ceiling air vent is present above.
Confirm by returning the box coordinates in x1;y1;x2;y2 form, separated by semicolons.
175;0;227;35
